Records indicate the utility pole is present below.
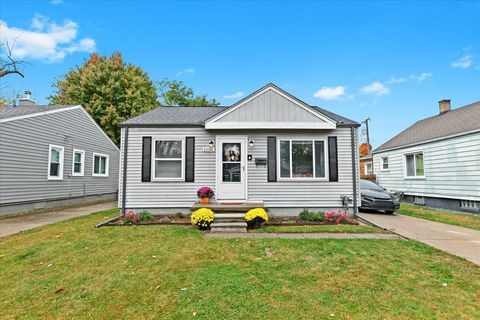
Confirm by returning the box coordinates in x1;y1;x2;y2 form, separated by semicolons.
362;118;371;155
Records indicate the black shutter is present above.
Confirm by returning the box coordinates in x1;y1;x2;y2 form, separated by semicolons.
267;136;277;182
185;137;195;182
142;137;152;182
328;136;338;182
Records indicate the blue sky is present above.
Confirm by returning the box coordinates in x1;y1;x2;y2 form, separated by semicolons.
1;1;479;147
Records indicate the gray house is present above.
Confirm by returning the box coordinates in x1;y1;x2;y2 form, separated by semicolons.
0;100;120;215
119;84;360;215
373;99;480;213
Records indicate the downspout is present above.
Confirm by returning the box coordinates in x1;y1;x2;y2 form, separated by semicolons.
350;126;358;216
121;127;129;215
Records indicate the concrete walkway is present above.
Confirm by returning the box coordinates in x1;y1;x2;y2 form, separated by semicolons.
0;201;117;237
358;212;480;265
204;232;403;239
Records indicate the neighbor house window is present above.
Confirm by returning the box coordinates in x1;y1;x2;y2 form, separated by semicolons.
72;149;85;176
405;152;424;178
153;139;184;180
48;145;64;180
381;157;389;170
460;200;478;209
93;153;109;177
365;162;373;175
279;139;326;179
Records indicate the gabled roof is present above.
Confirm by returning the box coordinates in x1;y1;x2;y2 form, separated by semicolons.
374;101;480;153
120;83;359;128
0;105;76;120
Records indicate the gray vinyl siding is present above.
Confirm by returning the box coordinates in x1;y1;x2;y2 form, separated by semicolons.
373;131;480;201
119;126;359;210
0;108;119;206
217;89;326;123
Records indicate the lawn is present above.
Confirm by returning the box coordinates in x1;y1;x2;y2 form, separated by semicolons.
252;224;388;233
1;209;479;319
398;203;480;231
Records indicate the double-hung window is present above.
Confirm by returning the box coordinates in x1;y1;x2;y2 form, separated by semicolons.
365;162;373;175
279;139;327;179
153;139;184;180
93;153;109;177
405;152;424;178
72;149;85;176
48;145;64;180
381;156;389;170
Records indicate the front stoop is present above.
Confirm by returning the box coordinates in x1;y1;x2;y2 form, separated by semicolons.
210;213;247;233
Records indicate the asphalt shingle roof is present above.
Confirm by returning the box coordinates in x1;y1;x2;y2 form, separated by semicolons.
120;105;358;127
0;105;75;120
374;101;480;152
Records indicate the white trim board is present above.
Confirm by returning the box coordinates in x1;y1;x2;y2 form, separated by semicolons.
205;85;337;129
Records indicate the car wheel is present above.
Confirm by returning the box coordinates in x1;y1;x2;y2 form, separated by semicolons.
385;210;394;214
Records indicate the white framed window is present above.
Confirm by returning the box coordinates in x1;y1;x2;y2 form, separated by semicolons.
152;138;184;180
92;153;109;177
48;144;64;180
460;200;478;209
278;139;327;180
364;162;373;175
381;156;389;170
72;149;85;176
404;151;424;178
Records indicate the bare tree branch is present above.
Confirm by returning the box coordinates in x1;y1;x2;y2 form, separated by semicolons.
0;39;26;78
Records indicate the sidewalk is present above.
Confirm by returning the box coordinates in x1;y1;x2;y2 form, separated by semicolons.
204;232;403;239
357;212;480;265
0;201;117;237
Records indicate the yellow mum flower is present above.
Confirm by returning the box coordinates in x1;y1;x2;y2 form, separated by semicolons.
245;208;269;222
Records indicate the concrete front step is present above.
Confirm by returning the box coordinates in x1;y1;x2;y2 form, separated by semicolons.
192;202;265;213
210;221;247;233
210;227;247;233
215;213;245;219
211;222;247;227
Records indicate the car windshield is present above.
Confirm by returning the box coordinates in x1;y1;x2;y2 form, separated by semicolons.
360;180;384;191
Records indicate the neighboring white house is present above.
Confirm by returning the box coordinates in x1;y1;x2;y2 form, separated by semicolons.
0;94;120;216
118;83;361;215
373;99;480;214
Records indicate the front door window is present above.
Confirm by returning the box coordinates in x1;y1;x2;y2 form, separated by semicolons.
222;143;241;182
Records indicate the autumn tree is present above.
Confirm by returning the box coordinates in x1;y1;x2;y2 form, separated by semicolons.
50;52;158;145
157;78;220;107
359;143;372;156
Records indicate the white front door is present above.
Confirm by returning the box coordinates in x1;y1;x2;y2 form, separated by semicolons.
216;137;247;201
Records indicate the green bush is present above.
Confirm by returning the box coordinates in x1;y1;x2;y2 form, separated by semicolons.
175;211;185;218
139;210;153;222
299;209;325;222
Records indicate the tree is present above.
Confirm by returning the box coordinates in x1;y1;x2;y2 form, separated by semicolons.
157;78;219;107
50;52;158;145
0;40;25;78
359;143;372;156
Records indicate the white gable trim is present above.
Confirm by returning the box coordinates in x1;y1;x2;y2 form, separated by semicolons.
205;85;337;129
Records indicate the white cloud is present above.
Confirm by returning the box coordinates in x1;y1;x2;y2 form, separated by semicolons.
0;14;95;63
223;91;244;99
176;68;195;76
50;0;64;4
386;76;407;84
360;82;389;96
410;72;432;82
451;54;473;69
313;86;346;100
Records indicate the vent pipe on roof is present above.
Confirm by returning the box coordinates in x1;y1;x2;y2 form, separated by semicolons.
438;99;451;115
18;90;37;106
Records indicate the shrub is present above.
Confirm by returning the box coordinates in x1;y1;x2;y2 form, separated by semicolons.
123;210;139;224
191;208;215;230
197;186;215;199
245;208;269;229
175;211;185;218
139;210;153;222
299;209;324;222
325;210;350;224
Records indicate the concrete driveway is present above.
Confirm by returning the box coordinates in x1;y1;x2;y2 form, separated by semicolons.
358;211;480;266
0;201;117;237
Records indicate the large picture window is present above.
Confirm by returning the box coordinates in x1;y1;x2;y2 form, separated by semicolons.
279;139;327;179
93;153;109;177
48;145;64;180
405;152;424;178
153;139;184;179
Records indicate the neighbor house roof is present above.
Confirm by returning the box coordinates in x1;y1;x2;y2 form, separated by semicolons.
120;105;358;127
374;101;480;153
0;105;75;120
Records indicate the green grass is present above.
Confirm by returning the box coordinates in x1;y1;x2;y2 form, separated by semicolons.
252;224;388;233
1;209;479;319
398;204;480;231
